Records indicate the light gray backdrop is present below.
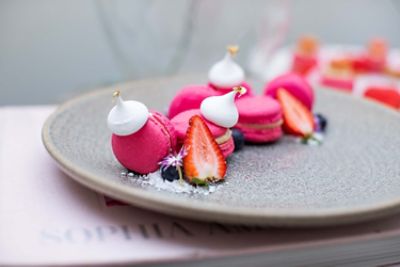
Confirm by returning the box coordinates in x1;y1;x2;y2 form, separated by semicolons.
1;0;400;105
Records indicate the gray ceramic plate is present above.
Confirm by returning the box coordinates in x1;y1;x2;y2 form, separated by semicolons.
43;75;400;227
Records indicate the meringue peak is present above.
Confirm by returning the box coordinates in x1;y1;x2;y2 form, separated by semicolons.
208;47;245;89
200;87;243;128
107;90;149;136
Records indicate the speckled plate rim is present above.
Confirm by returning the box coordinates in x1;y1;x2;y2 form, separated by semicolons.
42;76;400;227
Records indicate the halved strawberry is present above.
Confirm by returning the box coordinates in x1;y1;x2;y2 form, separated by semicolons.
277;88;315;138
183;115;227;185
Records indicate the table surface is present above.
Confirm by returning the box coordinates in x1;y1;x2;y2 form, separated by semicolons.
3;105;400;266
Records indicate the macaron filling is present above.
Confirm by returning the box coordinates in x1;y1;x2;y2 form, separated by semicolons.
217;135;235;156
236;119;283;130
215;129;232;145
235;123;283;143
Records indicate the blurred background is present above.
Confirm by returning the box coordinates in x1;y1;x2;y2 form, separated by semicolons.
1;0;400;105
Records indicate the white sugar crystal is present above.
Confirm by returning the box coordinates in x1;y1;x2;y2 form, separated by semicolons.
128;171;223;195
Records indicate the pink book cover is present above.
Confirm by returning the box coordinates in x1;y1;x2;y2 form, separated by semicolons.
2;106;400;266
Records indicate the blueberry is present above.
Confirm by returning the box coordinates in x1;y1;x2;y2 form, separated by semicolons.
161;166;180;182
232;129;245;152
314;113;328;132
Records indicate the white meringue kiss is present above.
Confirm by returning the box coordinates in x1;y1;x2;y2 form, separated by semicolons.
200;90;239;128
208;53;245;88
107;95;149;136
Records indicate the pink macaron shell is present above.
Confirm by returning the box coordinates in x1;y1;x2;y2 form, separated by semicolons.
236;125;283;143
236;95;282;124
264;73;314;110
168;85;217;118
171;109;226;143
168;82;253;119
218;135;235;157
111;111;176;174
208;81;254;96
170;109;233;158
235;95;283;143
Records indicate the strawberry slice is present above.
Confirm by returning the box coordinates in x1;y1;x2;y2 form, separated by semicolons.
277;88;315;138
183;115;227;185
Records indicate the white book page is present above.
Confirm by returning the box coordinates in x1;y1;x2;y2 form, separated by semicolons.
1;106;400;266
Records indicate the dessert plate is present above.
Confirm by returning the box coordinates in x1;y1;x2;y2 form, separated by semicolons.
43;75;400;227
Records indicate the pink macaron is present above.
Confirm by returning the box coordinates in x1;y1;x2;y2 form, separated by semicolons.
168;82;252;118
264;73;314;110
171;109;234;158
168;46;253;118
111;110;177;174
235;95;283;143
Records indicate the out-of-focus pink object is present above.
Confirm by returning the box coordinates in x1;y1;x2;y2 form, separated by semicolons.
291;35;319;76
264;73;314;110
320;76;354;92
320;57;355;92
365;86;400;109
353;74;400;109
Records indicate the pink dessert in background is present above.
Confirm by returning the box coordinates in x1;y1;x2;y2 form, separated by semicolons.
352;38;388;73
353;74;400;109
292;35;319;76
364;86;400;109
320;76;353;92
264;73;314;110
235;95;283;143
320;58;355;92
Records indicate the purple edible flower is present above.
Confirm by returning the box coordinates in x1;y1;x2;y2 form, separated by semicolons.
159;146;187;171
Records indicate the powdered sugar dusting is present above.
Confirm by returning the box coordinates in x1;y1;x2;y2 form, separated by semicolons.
121;170;223;195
